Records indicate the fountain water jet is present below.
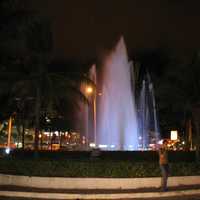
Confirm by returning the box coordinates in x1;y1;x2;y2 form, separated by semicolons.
138;72;160;149
97;37;138;150
79;36;160;150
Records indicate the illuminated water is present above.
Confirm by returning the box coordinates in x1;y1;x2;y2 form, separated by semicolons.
138;73;160;149
79;37;160;150
97;37;138;150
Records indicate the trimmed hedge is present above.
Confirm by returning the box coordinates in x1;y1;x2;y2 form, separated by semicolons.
0;157;200;177
0;150;199;177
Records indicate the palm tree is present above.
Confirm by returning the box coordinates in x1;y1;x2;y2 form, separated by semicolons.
155;52;200;161
0;0;92;152
11;59;91;151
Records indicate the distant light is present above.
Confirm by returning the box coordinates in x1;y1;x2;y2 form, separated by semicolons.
55;131;59;136
110;145;115;148
138;136;142;140
45;117;51;123
127;145;134;150
89;143;96;147
98;144;107;148
82;140;86;144
182;141;185;145
86;86;93;94
39;134;42;138
171;130;178;140
158;140;163;145
5;148;10;154
15;142;22;148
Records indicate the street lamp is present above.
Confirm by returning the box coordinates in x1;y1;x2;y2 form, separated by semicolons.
86;86;97;146
86;86;93;94
6;116;12;153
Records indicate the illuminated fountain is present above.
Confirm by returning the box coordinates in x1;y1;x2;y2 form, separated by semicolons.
96;37;138;150
138;73;160;149
79;36;159;150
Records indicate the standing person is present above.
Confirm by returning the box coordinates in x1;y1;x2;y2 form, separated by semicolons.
159;139;169;191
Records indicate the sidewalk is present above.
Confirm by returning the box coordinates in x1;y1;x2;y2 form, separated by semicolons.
1;185;200;199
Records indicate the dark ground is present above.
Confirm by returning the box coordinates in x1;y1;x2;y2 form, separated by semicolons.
0;195;200;200
1;184;200;193
1;185;200;200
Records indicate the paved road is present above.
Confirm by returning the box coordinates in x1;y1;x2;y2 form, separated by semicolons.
0;195;200;200
134;196;200;200
1;185;200;200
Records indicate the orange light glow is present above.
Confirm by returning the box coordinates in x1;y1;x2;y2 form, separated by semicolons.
86;86;93;94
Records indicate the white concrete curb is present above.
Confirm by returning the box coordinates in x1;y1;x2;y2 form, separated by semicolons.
0;189;200;199
0;174;200;189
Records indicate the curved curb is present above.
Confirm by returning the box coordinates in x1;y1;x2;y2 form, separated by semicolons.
0;189;200;199
1;174;200;189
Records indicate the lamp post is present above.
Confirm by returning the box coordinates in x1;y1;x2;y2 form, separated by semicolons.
93;93;97;145
7;116;12;151
86;86;97;146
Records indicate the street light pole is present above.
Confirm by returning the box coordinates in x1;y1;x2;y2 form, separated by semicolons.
7;116;12;149
86;86;97;145
93;92;97;145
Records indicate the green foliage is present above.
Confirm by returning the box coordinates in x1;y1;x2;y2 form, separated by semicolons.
0;157;199;178
0;0;92;151
170;162;200;176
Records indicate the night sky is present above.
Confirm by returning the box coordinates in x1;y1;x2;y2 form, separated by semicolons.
32;0;200;61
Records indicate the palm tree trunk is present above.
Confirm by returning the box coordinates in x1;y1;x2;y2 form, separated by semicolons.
22;123;25;149
16;125;21;148
59;131;61;148
188;119;193;150
192;105;200;163
22;110;25;150
194;120;200;162
34;87;41;152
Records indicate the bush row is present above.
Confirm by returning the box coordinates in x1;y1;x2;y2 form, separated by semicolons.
0;157;199;177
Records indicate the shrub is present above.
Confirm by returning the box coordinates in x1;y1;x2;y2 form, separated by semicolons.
0;156;199;177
